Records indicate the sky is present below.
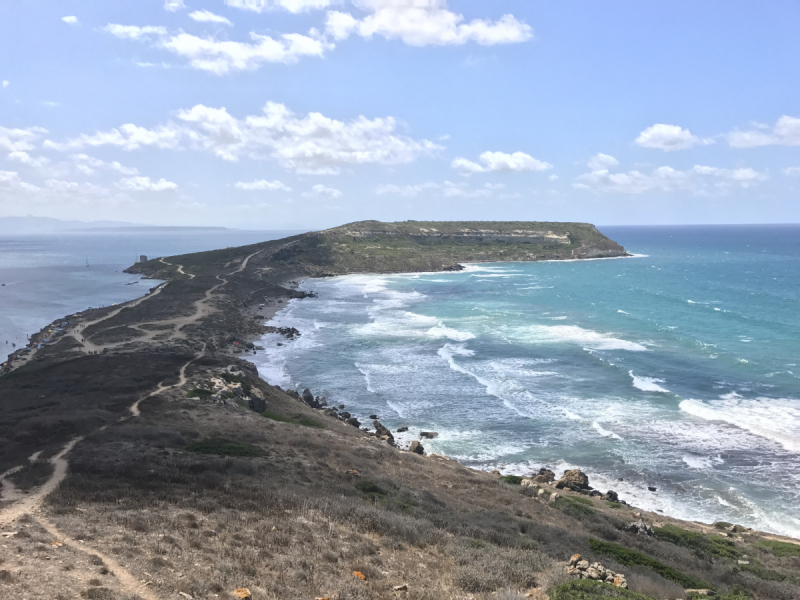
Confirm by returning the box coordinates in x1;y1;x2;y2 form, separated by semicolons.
1;0;799;229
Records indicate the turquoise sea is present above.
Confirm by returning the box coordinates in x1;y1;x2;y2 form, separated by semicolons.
0;229;298;363
250;225;800;537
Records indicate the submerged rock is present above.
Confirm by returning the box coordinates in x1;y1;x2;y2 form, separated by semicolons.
420;431;438;439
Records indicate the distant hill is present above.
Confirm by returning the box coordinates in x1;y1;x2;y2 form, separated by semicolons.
131;220;629;280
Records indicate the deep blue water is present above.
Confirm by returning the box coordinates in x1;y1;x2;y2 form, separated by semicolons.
251;225;800;537
0;229;300;363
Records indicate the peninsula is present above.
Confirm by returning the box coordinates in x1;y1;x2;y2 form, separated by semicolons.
0;221;797;600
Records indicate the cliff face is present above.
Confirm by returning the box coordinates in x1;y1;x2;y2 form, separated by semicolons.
268;220;628;276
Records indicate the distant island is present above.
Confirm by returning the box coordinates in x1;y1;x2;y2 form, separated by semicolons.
1;221;797;600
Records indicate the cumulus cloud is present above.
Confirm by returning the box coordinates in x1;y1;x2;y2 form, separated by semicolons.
226;0;332;12
376;182;438;196
574;164;767;195
785;166;800;176
189;10;234;26
303;183;342;198
103;24;168;40
104;23;329;74
452;150;551;174
587;153;618;170
117;176;178;191
727;116;800;148
325;0;532;46
7;151;50;169
72;154;139;176
45;101;441;174
0;126;47;153
235;179;291;191
62;16;79;25
635;124;713;151
164;0;186;12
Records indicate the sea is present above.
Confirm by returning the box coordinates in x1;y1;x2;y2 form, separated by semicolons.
248;225;800;538
0;229;300;364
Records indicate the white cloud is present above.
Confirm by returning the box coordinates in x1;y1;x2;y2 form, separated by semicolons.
72;154;139;176
549;174;558;181
160;31;329;74
376;182;438;196
635;124;712;151
62;16;79;25
727;116;800;148
226;0;332;12
785;166;800;176
452;150;551;174
2;81;8;88
105;23;330;74
0;125;47;153
164;0;186;12
103;24;168;40
7;151;50;169
325;1;532;47
587;153;618;170
117;176;178;191
303;183;342;198
574;164;767;195
235;179;291;191
189;10;234;26
46;102;441;174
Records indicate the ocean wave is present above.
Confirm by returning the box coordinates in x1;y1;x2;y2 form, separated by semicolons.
629;371;670;393
592;420;623;440
679;397;800;453
510;324;648;352
682;454;722;470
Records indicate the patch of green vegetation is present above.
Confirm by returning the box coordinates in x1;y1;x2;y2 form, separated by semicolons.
355;480;386;495
261;410;324;429
757;539;800;557
737;561;791;583
553;495;595;517
186;388;212;399
588;539;711;590
687;587;752;600
713;521;734;530
654;524;740;560
220;372;252;395
606;501;623;509
548;579;657;600
500;475;523;485
185;438;261;457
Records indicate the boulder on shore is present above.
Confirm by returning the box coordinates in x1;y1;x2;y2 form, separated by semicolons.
532;467;556;484
373;420;395;445
555;469;591;491
625;520;654;537
345;417;360;427
409;441;425;455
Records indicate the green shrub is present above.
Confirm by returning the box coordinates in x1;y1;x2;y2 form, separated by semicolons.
500;475;523;485
588;539;711;590
654;524;740;560
549;579;657;600
757;539;800;557
553;495;595;517
185;438;261;457
607;502;623;509
736;561;790;583
261;410;324;429
355;480;386;495
713;521;734;530
186;388;212;399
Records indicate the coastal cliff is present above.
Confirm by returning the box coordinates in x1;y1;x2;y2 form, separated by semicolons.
1;222;798;600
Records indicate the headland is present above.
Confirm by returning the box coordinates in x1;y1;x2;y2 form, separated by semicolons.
0;221;797;600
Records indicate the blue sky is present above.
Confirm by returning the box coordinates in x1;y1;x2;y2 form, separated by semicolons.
1;0;799;229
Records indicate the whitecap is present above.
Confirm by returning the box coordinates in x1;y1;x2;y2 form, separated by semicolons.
426;323;475;342
592;421;623;440
629;371;670;393
510;324;648;352
679;397;800;453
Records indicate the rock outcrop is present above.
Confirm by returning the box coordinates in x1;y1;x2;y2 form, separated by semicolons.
555;469;591;492
625;520;655;537
567;554;627;588
373;420;395;445
409;441;424;455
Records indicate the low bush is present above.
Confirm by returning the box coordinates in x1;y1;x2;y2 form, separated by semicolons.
654;524;740;560
553;495;595;518
588;539;711;589
548;579;657;599
757;540;800;557
500;475;523;485
261;410;324;429
8;460;54;491
186;389;212;399
607;502;623;509
185;438;261;457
